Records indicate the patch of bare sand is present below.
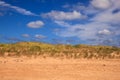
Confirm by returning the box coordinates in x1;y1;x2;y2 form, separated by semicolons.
0;57;120;80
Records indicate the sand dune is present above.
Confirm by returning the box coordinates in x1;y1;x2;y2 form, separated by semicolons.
0;57;120;80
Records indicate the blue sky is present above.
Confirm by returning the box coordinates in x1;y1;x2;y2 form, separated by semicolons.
0;0;120;46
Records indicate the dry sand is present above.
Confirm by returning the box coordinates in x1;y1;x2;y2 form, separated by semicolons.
0;57;120;80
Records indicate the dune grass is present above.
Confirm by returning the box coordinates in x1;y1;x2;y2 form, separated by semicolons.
0;42;120;59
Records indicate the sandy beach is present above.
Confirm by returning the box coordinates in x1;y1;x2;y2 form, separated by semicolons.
0;57;120;80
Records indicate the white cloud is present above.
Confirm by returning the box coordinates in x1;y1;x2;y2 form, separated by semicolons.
42;10;86;20
63;0;120;15
89;0;120;25
111;0;120;10
91;11;120;25
43;0;119;46
91;0;120;25
0;1;36;16
35;34;46;39
55;21;111;40
91;0;112;10
98;29;112;35
22;34;46;39
27;20;44;28
22;34;30;38
54;21;70;27
55;21;120;46
41;0;119;46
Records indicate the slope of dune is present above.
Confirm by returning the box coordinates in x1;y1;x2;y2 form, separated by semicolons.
0;42;120;59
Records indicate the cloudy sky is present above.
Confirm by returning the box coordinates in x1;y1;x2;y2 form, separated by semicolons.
0;0;120;46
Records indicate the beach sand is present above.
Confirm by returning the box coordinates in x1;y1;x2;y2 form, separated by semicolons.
0;57;120;80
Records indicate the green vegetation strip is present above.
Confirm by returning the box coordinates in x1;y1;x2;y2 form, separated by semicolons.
0;42;120;59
